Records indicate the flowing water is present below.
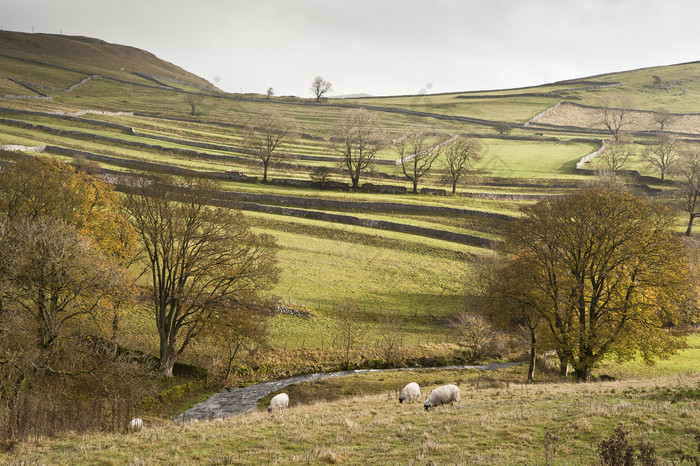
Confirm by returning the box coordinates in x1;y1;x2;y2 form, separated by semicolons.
174;362;521;423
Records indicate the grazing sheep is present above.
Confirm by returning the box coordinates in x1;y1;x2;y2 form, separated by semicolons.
399;382;421;404
268;393;289;413
423;384;461;411
129;417;143;432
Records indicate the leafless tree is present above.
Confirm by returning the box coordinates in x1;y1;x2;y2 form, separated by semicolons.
333;108;386;190
641;135;679;182
333;301;366;370
597;140;633;185
394;130;450;193
442;137;483;195
377;311;405;366
448;312;499;362
598;98;635;142
121;175;279;377
310;76;332;102
245;110;299;182
266;87;274;99
672;143;700;236
653;110;677;131
185;94;202;116
204;299;271;380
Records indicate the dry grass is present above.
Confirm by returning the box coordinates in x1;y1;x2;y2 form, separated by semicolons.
4;372;698;464
534;102;700;134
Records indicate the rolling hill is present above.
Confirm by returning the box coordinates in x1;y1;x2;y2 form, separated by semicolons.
1;29;698;351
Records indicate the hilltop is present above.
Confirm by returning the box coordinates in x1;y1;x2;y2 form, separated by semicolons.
0;30;221;96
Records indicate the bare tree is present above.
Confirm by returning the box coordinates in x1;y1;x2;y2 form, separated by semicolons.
598;98;635;142
442;137;483;195
641;135;679;182
673;143;700;236
394;130;450;193
245;110;299;183
266;87;274;99
333;301;366;370
185;94;202;116
597;140;633;185
448;312;499;362
310;76;332;102
333;109;386;190
377;311;405;366
204;299;271;380
653;110;677;131
121;175;279;377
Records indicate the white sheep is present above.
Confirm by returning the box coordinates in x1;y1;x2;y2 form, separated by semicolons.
268;393;289;413
423;384;461;411
399;382;421;404
129;417;143;432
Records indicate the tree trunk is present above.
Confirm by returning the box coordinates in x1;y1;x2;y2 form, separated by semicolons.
161;349;177;378
558;354;569;377
527;330;536;382
574;366;592;382
451;180;457;195
686;213;696;236
262;162;269;183
412;179;418;194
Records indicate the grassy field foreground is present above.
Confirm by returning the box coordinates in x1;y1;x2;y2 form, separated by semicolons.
4;367;698;465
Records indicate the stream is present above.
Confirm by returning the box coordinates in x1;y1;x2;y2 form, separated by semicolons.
173;362;521;423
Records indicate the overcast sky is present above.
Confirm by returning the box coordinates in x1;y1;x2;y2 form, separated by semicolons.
2;0;699;97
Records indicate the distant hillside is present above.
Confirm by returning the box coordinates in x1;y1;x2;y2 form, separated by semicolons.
0;30;221;93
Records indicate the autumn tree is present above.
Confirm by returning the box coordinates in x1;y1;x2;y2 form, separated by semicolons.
442;137;483;195
245;110;299;182
394;130;450;193
641;135;679;182
0;156;137;264
486;257;545;381
0;157;136;346
333;108;385;190
310;76;332;102
0;218;130;348
0;157;137;401
494;188;693;381
121;175;279;377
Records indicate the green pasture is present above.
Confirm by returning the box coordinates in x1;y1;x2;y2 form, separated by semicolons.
249;211;474;316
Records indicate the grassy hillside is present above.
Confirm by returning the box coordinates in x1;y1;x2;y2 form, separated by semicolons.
0;30;698;362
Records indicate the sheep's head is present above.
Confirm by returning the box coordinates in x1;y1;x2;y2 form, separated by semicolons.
423;401;431;411
399;396;404;404
267;407;273;413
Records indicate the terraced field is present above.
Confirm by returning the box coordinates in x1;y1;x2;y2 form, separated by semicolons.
1;30;699;357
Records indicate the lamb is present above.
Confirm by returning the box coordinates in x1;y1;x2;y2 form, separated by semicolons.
399;382;421;404
129;417;143;432
423;384;461;411
268;393;289;413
